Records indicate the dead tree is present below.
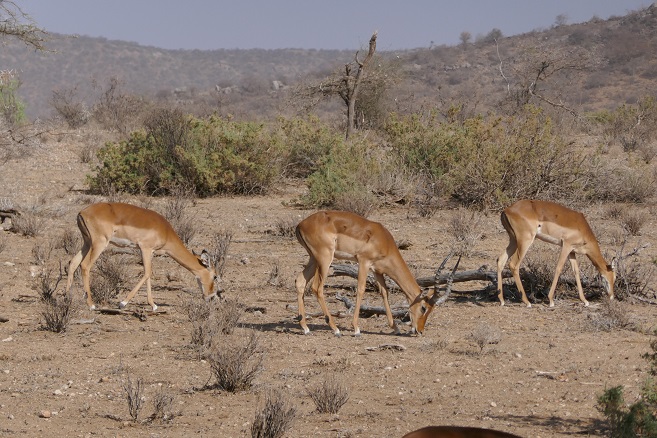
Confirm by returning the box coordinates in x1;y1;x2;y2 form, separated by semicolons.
291;31;380;139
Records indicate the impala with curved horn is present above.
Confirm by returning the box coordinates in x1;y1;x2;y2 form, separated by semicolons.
496;199;615;307
295;210;432;336
66;202;220;311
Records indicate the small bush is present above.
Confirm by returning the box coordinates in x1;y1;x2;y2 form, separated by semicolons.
210;230;233;278
55;229;81;256
89;253;132;306
11;210;46;237
205;330;264;392
41;293;74;333
468;322;501;354
307;374;349;414
597;332;657;436
31;240;54;266
0;234;6;253
448;208;483;257
50;86;90;128
620;210;648;236
162;185;197;245
271;216;298;239
122;375;145;422
588;299;635;332
150;386;177;422
251;390;297;438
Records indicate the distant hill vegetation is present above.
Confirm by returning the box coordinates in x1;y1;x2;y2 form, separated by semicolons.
2;4;656;120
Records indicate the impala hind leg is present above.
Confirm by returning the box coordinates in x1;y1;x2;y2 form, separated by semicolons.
295;258;317;335
507;233;535;307
310;256;340;336
496;238;517;306
78;239;110;310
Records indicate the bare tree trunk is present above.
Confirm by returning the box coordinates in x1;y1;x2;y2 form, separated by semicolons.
345;31;377;139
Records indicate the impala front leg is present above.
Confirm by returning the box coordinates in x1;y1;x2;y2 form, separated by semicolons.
375;272;400;334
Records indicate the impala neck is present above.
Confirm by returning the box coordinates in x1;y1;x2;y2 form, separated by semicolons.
384;254;422;302
164;236;207;277
586;245;612;275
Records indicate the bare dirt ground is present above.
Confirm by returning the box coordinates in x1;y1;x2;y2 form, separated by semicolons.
1;134;656;438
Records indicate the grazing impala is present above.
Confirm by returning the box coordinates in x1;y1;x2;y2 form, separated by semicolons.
496;199;615;307
66;202;220;311
402;425;522;438
295;210;431;336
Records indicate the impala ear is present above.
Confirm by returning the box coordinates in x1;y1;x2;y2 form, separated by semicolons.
198;249;212;268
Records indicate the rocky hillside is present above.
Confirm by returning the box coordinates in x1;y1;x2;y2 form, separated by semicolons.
2;4;656;120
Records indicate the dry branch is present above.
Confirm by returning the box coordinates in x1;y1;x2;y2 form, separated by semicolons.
330;263;511;288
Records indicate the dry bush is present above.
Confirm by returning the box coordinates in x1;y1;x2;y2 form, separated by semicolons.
92;77;149;135
332;191;377;218
122;375;145;422
184;297;244;350
251;390;297;438
78;144;96;164
588;299;635;332
210;230;233;278
267;263;281;287
11;210;46;237
604;204;625;220
150;386;177;422
54;228;81;256
37;266;74;333
31;240;54;265
468;322;501;354
0;234;6;253
41;293;74;333
448;207;483;257
619;209;648;236
205;330;264;392
162;185;197;245
587;160;656;203
271;216;298;239
412;177;441;218
50;86;90;128
613;250;654;301
89;253;132;306
307;374;349;414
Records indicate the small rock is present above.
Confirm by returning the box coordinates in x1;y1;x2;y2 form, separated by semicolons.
490;401;497;407
53;389;63;396
39;410;51;418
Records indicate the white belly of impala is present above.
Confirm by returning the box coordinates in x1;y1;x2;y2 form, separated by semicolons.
334;250;357;262
110;237;137;248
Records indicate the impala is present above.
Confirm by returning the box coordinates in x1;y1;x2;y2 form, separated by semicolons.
66;202;220;311
295;210;431;336
402;425;522;438
496;199;615;307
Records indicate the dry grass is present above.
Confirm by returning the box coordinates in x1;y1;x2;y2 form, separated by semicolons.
307;374;349;414
251;390;297;438
205;329;264;393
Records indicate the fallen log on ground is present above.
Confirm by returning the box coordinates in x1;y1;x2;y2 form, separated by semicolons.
330;263;512;288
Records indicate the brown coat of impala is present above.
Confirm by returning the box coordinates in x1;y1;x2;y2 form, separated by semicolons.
66;202;219;311
402;425;522;438
496;199;615;307
295;210;430;336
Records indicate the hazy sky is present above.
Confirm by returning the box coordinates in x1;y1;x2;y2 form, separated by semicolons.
19;0;651;51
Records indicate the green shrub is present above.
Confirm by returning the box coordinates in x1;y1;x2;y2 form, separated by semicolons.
384;105;586;209
88;115;283;196
597;334;657;437
301;136;379;208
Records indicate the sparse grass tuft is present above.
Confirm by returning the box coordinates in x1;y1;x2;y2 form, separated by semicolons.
205;329;264;393
468;322;501;354
307;374;349;414
251;390;297;438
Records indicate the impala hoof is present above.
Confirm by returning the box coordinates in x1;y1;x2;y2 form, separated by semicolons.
118;301;127;309
583;301;590;307
89;304;96;311
151;305;158;312
334;330;342;337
